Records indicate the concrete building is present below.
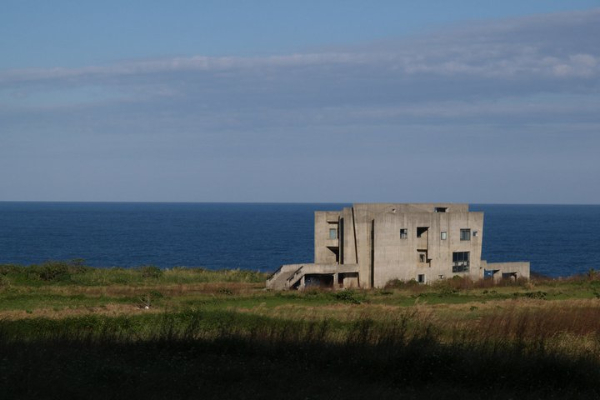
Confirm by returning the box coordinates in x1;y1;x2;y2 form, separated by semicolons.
267;203;529;290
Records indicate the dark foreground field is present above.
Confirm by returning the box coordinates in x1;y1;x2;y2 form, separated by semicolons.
1;262;600;399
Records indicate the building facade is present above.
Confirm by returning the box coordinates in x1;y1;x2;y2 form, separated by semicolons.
267;203;530;290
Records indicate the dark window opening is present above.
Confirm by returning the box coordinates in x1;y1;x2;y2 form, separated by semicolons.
460;229;471;241
417;274;426;283
502;272;517;281
452;251;470;273
338;272;359;288
435;207;448;213
417;227;429;238
400;228;408;239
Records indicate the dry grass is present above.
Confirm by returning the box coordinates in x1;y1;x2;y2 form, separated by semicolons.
476;300;600;338
4;265;600;398
1;281;262;296
0;303;162;320
2;289;600;399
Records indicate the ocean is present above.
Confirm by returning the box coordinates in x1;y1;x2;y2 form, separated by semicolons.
0;202;599;277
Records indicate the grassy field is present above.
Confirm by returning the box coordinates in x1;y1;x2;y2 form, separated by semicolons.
1;261;600;399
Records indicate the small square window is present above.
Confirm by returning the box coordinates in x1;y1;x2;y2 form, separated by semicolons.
329;228;337;239
460;229;471;241
417;274;426;284
473;231;478;237
400;228;408;239
419;253;426;263
441;231;447;240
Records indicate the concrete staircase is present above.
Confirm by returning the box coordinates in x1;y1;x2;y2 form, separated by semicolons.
266;264;305;290
266;263;359;290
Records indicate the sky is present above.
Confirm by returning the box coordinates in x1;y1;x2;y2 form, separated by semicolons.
1;1;599;204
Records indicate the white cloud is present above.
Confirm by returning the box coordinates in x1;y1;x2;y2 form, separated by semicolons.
1;8;600;203
1;8;599;92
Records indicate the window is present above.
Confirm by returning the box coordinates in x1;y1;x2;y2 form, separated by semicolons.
400;228;408;239
441;231;447;240
419;253;426;263
460;229;471;241
417;227;428;238
417;274;426;284
329;228;337;239
484;269;498;279
435;207;448;213
452;252;470;273
473;231;479;237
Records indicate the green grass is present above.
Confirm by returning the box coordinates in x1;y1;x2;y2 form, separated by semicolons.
3;263;600;398
0;292;115;311
1;310;599;399
0;261;267;287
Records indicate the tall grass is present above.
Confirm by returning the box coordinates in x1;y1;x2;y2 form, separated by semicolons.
0;262;267;287
2;263;600;397
1;307;599;399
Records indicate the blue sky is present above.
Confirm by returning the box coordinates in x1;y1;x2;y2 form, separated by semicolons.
1;1;599;203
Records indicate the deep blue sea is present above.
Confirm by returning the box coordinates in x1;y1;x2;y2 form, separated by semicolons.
0;202;599;277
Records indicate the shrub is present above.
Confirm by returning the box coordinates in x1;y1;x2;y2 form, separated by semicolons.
523;291;547;300
139;266;163;279
67;259;91;274
436;284;459;298
333;289;363;304
0;264;20;276
33;262;71;282
385;279;419;289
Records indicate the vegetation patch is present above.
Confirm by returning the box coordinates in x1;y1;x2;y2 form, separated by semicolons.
333;289;364;304
2;262;600;398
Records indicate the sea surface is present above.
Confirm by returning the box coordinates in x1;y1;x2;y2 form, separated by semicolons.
0;202;599;277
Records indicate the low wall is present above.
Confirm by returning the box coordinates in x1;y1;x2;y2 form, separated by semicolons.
483;261;530;280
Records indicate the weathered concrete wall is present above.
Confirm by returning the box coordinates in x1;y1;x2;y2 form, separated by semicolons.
351;204;375;288
314;211;340;264
276;203;530;291
340;207;357;265
371;207;484;287
340;272;359;288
